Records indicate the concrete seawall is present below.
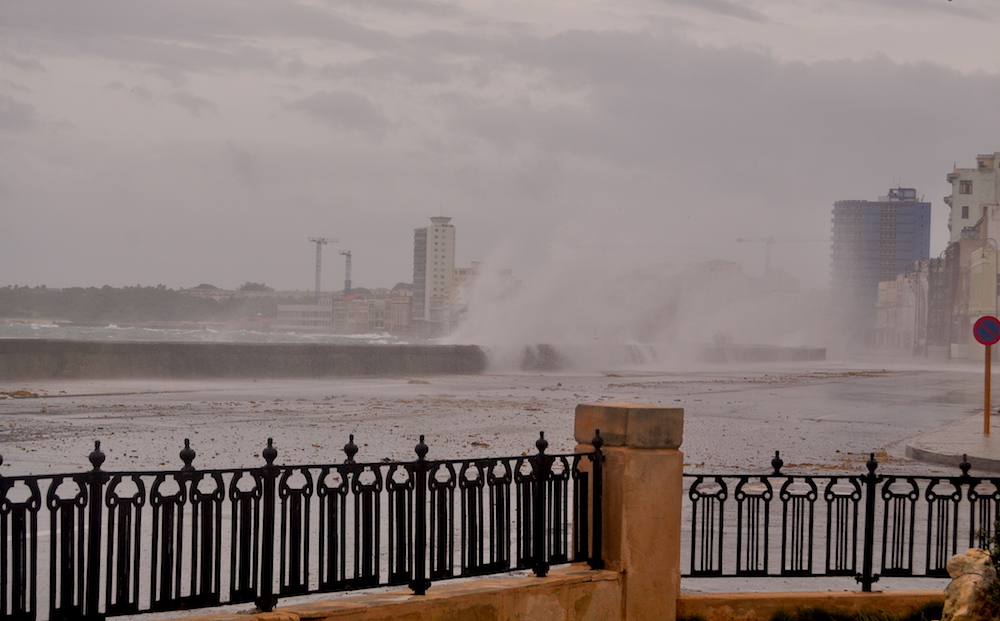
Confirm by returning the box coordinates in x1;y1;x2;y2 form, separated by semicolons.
0;339;488;379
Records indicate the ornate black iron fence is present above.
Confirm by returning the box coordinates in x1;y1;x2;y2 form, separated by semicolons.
684;452;996;590
0;431;604;621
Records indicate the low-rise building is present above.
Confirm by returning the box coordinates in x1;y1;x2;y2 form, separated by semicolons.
277;294;411;335
386;292;412;334
274;302;333;330
874;263;928;353
181;287;314;302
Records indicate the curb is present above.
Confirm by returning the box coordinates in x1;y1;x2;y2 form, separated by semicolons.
904;443;1000;472
905;411;1000;472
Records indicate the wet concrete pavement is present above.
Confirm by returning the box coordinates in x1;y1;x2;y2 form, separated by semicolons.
0;358;991;477
906;411;1000;471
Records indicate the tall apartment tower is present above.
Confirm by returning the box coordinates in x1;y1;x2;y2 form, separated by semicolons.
412;217;456;323
831;187;931;343
945;152;1000;243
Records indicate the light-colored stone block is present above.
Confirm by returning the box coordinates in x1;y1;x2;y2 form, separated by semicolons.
574;402;683;449
620;448;682;621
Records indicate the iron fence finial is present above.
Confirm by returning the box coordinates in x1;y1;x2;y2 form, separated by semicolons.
536;431;548;454
960;454;972;479
591;429;603;452
866;452;878;475
180;439;196;473
344;434;358;463
263;438;277;466
415;435;428;461
89;440;106;471
771;450;783;475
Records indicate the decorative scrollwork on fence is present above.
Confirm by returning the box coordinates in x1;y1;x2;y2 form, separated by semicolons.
0;431;603;621
683;453;1000;592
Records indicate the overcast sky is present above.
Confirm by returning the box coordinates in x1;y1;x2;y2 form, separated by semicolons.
2;0;1000;292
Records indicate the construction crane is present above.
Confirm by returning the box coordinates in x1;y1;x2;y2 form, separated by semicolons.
736;236;828;278
307;237;338;298
340;250;352;296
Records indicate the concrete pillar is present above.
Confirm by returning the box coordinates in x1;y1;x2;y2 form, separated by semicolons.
575;402;683;621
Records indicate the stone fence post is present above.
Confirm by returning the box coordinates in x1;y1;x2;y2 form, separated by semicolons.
575;402;684;621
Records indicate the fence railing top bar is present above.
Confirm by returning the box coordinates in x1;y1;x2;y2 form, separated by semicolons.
0;430;604;481
683;450;982;481
682;472;995;482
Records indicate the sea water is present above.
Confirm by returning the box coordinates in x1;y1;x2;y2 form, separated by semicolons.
0;321;425;345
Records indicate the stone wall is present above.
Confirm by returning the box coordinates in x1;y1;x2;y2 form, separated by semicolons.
678;591;944;621
0;339;487;379
171;565;622;621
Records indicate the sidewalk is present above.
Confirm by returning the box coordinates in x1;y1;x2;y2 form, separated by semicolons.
906;413;1000;472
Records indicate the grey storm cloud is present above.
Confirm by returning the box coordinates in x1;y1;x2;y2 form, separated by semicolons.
106;82;218;116
662;0;770;23
225;140;257;186
0;94;37;131
168;91;219;117
444;30;987;177
1;0;999;291
287;91;391;137
0;53;44;72
320;55;458;85
0;1;381;45
0;1;403;76
837;0;992;20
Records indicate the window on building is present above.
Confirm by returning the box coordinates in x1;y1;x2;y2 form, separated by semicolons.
960;180;973;194
962;206;970;219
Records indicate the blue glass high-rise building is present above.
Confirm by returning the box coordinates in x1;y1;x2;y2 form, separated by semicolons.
831;187;931;343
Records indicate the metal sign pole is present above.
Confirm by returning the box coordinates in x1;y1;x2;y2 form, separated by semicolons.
988;343;993;435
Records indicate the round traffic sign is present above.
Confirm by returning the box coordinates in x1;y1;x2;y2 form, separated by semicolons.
974;316;1000;345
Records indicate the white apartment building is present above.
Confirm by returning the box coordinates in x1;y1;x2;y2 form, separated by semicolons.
874;264;928;352
945;152;1000;243
412;217;456;323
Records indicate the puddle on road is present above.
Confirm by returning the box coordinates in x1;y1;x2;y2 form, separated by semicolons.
926;388;979;405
